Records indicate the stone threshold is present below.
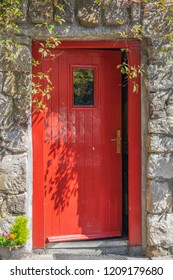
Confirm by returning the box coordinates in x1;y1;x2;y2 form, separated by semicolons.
44;238;143;257
46;238;128;249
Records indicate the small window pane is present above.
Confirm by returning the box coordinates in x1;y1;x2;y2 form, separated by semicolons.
73;69;94;106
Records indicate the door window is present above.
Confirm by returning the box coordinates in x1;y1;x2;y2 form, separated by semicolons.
73;68;94;106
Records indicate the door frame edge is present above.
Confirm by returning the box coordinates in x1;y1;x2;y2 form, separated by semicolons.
32;40;142;248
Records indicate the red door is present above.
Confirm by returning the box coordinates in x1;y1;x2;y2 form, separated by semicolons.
43;49;122;242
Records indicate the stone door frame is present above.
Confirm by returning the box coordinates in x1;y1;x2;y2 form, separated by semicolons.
32;40;142;248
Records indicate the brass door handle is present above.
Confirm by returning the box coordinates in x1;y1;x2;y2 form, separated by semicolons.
111;130;121;154
117;129;121;154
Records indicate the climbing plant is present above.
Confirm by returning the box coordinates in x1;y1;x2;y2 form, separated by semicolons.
32;2;65;111
96;0;173;92
1;0;173;106
0;0;64;111
0;0;24;64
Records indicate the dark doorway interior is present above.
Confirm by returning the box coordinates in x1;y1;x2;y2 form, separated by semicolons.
122;51;128;236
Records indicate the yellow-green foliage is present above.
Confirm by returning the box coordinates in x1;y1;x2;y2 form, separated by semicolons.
10;216;29;245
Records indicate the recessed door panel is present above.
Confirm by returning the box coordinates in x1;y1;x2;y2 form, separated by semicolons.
44;50;122;242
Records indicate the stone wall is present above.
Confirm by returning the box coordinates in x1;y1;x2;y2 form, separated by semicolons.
143;2;173;257
0;0;173;257
0;33;32;233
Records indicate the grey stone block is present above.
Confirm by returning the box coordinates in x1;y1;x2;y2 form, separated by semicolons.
15;45;32;72
0;197;3;207
7;193;26;214
146;245;171;257
103;0;129;25
15;0;28;23
0;217;16;235
147;153;173;179
2;72;17;97
147;180;172;213
0;45;4;66
148;91;170;103
0;195;5;218
29;0;53;23
166;105;173;116
148;117;173;135
54;0;74;23
0;93;13;126
0;45;31;72
143;3;170;38
145;62;173;93
0;72;3;94
147;135;173;153
147;214;173;247
145;78;173;92
130;3;141;22
167;90;173;105
76;0;101;27
14;73;32;108
0;126;28;154
1;199;8;218
149;99;166;119
0;154;27;195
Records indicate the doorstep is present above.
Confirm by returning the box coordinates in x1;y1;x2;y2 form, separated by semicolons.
22;238;145;259
45;238;143;256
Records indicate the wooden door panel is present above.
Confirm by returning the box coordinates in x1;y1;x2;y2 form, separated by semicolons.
44;50;122;242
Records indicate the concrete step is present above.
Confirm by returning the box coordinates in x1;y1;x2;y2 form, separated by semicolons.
46;238;129;255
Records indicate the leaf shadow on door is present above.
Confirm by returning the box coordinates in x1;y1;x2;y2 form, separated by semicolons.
44;111;79;215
